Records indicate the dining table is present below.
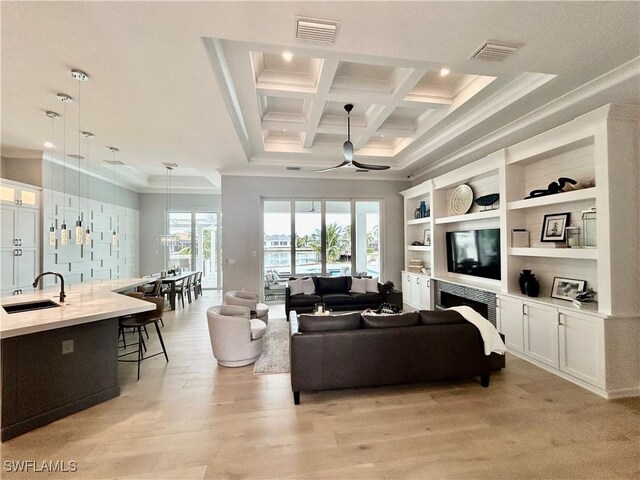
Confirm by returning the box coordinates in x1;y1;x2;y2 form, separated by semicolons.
155;271;196;310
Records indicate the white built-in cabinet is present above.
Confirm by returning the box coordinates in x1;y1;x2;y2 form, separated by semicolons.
0;181;41;296
402;104;639;398
401;271;432;310
496;294;606;390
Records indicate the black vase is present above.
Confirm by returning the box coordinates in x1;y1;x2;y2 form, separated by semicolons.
525;274;540;297
519;270;532;294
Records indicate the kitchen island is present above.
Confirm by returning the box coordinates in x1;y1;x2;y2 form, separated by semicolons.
1;278;154;441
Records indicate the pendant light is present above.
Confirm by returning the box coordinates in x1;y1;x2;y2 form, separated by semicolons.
158;165;177;246
57;93;73;245
70;69;89;245
45;110;60;246
82;131;94;244
108;147;119;245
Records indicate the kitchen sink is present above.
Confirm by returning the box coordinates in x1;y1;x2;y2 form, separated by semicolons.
2;299;60;314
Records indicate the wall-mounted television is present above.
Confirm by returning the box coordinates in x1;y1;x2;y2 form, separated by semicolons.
446;228;501;280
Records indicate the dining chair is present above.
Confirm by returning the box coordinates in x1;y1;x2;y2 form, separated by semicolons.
118;297;168;380
191;271;203;299
173;276;190;308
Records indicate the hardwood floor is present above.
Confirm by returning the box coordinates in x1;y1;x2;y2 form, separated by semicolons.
2;291;638;479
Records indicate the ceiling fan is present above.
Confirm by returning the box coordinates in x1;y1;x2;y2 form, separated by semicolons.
315;104;391;173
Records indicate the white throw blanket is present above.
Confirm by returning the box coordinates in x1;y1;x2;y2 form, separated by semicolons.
447;306;507;356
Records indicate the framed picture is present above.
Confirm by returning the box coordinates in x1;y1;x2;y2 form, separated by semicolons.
551;277;587;301
423;228;431;246
540;212;570;242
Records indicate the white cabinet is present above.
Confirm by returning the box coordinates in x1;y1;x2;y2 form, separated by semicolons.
0;183;39;208
558;309;605;388
523;302;559;368
402;271;431;310
496;294;524;353
0;181;40;297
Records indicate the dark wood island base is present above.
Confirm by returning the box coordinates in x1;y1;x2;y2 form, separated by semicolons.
1;318;120;442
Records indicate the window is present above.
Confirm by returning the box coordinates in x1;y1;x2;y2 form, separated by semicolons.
262;198;382;299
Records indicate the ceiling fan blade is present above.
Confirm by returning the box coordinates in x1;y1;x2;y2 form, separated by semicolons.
343;141;354;162
313;160;349;172
352;160;390;170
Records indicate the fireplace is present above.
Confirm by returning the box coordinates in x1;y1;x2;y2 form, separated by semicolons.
438;291;489;318
434;281;497;326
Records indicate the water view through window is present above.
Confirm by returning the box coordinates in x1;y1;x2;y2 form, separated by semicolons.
263;199;381;300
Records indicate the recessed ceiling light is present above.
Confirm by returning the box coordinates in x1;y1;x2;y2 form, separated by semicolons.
440;68;450;77
44;141;54;148
282;52;293;62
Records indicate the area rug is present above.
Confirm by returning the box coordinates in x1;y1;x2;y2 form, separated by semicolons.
253;317;290;375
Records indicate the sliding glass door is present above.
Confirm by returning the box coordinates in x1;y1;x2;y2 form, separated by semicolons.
168;210;221;289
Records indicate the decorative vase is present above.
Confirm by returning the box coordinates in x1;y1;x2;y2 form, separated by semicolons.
519;270;532;294
525;274;540;297
419;201;427;218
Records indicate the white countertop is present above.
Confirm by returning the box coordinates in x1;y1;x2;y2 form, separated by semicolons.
1;278;155;339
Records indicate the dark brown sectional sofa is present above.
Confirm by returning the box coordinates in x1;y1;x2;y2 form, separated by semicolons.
285;275;402;318
289;309;505;404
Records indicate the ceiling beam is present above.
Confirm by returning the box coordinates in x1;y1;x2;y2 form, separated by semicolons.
302;59;340;148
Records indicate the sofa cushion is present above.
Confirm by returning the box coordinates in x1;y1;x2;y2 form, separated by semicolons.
289;294;322;308
362;311;420;328
317;276;348;295
322;293;353;306
349;277;367;293
298;312;361;332
351;292;384;305
419;310;466;326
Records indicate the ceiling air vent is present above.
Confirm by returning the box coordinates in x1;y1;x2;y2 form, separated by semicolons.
161;162;180;168
472;41;520;61
295;17;339;45
286;166;301;171
103;160;125;165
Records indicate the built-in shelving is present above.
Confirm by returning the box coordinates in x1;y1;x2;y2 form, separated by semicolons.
507;188;595;210
509;247;597;259
402;104;640;399
407;245;431;252
407;217;431;225
435;209;501;225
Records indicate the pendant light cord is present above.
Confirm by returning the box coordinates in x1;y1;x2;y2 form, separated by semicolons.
62;100;67;225
77;78;82;222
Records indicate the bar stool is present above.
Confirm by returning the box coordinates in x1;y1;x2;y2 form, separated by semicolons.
118;297;168;380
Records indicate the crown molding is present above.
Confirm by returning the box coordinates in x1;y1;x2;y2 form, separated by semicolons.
410;56;640;181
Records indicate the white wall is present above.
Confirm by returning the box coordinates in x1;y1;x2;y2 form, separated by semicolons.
138;193;221;275
221;175;409;294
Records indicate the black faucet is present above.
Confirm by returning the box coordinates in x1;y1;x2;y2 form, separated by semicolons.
33;272;66;303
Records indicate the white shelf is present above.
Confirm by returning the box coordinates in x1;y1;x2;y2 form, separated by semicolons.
435;209;501;225
407;245;431;251
509;247;597;259
507;188;595;210
407;217;431;225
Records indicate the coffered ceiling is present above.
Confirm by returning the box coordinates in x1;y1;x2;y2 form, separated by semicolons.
1;2;639;192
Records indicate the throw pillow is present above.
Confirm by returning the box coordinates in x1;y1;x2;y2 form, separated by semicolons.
289;277;303;295
301;277;316;295
365;276;379;293
349;276;367;293
317;276;348;294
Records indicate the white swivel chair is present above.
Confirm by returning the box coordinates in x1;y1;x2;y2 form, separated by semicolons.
224;290;269;324
206;305;266;367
